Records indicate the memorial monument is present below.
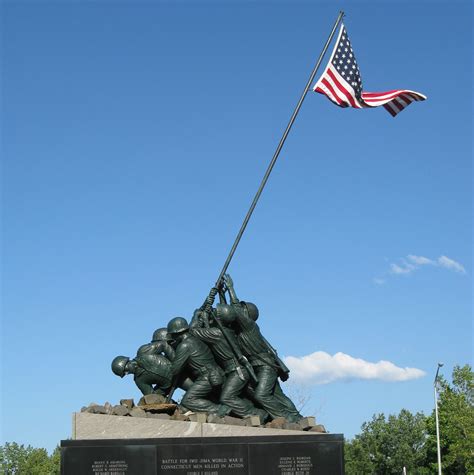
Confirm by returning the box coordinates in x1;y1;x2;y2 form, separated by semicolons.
60;6;426;472
62;269;341;473
61;10;348;474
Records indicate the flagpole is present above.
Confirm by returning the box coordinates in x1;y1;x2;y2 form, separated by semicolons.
213;10;345;289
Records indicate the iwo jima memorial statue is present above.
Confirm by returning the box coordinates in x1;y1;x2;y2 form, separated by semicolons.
61;11;426;475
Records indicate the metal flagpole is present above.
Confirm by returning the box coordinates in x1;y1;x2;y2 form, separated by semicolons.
434;362;444;475
213;10;345;289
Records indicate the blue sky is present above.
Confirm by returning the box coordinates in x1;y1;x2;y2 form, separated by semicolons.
1;1;472;452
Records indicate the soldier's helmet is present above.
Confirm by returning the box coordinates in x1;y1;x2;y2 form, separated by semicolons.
111;356;130;378
215;303;237;325
167;317;190;335
241;301;259;321
152;327;171;342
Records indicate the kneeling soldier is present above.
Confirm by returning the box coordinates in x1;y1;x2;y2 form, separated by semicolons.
167;316;230;416
111;353;174;396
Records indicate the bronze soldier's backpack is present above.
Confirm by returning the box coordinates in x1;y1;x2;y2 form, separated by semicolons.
135;353;172;379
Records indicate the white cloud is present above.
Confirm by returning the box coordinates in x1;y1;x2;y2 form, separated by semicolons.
377;254;466;283
284;351;425;385
407;255;435;266
390;262;416;275
437;255;466;274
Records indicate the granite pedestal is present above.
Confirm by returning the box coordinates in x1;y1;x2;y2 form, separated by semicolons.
62;413;344;474
72;413;321;439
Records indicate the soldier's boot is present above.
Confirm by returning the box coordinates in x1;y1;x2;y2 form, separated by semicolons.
216;404;231;417
254;408;270;423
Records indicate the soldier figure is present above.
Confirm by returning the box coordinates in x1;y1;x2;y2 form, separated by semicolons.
111;353;174;396
190;307;269;422
167;316;231;416
136;327;176;361
222;274;303;423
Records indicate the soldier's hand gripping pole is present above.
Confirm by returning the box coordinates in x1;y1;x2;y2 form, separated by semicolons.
200;287;218;313
197;287;219;328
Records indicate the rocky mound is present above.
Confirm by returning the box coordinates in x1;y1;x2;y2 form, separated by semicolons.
80;395;326;433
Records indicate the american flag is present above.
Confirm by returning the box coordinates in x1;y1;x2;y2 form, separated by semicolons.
313;24;426;117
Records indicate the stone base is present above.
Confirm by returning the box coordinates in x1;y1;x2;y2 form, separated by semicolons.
73;412;324;440
62;433;345;474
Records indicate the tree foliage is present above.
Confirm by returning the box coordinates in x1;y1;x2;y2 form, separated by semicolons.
0;442;60;475
346;364;473;475
425;364;474;474
345;410;429;474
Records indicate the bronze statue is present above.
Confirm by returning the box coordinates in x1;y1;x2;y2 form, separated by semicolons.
111;274;303;423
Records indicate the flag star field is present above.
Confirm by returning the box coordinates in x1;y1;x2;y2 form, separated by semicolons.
333;29;362;93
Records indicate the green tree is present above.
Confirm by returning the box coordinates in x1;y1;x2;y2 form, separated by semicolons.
345;437;375;474
345;409;429;475
0;442;32;474
20;448;53;475
49;447;61;475
426;364;474;474
0;442;60;475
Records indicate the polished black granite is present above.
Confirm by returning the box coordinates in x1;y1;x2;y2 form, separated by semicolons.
61;434;344;475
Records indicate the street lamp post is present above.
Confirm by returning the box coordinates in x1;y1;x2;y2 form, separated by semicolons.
434;362;444;475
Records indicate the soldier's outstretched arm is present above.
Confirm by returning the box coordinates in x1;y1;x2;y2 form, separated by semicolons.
223;274;239;304
190;326;221;344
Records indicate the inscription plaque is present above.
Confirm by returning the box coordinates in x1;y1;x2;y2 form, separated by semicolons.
61;445;157;475
61;435;344;475
157;442;248;474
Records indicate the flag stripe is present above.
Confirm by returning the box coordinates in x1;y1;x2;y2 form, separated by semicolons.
327;68;360;108
362;89;426;106
362;90;401;98
322;73;353;105
384;103;398;117
319;81;344;106
391;100;403;111
395;96;409;108
363;89;426;100
404;91;424;102
400;93;415;105
316;82;342;106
